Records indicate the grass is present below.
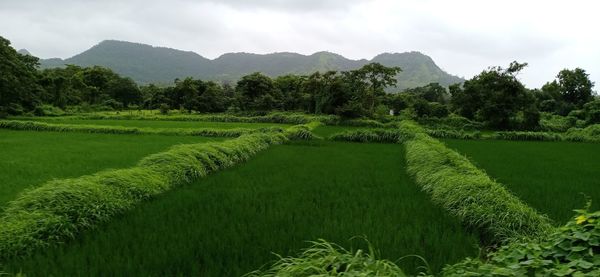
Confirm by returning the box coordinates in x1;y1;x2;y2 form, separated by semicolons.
312;125;366;137
4;141;480;276
19;118;292;130
444;139;600;223
0;129;220;207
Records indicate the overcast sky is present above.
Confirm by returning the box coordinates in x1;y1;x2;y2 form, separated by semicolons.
1;0;598;89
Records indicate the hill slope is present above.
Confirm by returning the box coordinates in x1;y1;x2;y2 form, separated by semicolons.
40;40;463;90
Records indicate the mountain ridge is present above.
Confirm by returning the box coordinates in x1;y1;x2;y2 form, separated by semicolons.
40;40;464;90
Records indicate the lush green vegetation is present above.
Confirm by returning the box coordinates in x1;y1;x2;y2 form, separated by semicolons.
445;139;600;223
0;132;285;259
0;120;275;137
251;208;600;276
442;207;600;276
3;142;480;276
24;118;291;130
404;122;552;244
0;129;217;207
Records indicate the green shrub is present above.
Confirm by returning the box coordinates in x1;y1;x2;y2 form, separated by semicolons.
539;113;576;132
0;132;287;260
418;114;484;131
442;207;600;276
245;239;408;277
564;124;600;143
404;122;553;244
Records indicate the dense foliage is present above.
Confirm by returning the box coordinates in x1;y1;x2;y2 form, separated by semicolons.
1;35;597;130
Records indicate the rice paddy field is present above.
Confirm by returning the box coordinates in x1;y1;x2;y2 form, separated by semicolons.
444;139;600;223
0;129;220;207
3;141;479;276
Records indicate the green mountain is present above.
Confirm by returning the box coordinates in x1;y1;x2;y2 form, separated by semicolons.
40;40;463;90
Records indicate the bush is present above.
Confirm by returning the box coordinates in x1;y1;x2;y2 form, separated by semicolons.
539;113;577;132
159;103;169;115
564;124;600;142
245;239;408;277
0;132;288;260
442;207;600;276
418;114;484;131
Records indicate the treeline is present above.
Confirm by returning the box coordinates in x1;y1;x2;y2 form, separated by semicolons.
1;36;597;130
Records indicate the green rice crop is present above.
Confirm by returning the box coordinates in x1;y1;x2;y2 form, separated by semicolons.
3;141;480;276
444;139;600;223
0;132;285;259
0;129;219;207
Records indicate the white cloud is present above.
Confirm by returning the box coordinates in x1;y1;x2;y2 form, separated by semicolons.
0;0;598;88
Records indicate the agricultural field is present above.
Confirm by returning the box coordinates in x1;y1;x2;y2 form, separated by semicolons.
16;118;292;130
445;139;600;223
0;129;220;207
2;141;479;276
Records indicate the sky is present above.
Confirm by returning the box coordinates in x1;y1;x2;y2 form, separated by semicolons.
1;0;598;89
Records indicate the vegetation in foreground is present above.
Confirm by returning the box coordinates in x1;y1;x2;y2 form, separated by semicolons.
3;142;480;276
0;129;218;207
249;207;600;276
445;139;600;223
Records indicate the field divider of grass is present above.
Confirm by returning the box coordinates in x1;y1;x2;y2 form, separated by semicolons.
0;131;290;261
403;121;554;244
25;112;337;125
0;120;284;137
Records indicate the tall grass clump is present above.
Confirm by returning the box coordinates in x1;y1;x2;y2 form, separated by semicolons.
245;239;409;277
564;124;600;142
284;121;322;140
0;120;268;137
403;121;554;244
493;131;564;141
47;112;338;125
425;129;482;140
329;129;412;143
0;132;287;260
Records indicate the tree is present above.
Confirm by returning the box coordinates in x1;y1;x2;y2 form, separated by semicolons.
346;63;401;114
0;36;42;116
556;68;594;108
235;72;281;111
450;61;539;129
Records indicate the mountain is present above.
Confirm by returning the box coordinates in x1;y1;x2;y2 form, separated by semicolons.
17;49;31;55
40;40;463;90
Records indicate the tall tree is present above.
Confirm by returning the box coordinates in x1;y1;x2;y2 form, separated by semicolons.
556;68;594;108
451;61;539;129
0;36;42;115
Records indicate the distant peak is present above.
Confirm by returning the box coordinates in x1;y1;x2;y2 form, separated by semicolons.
17;49;31;55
